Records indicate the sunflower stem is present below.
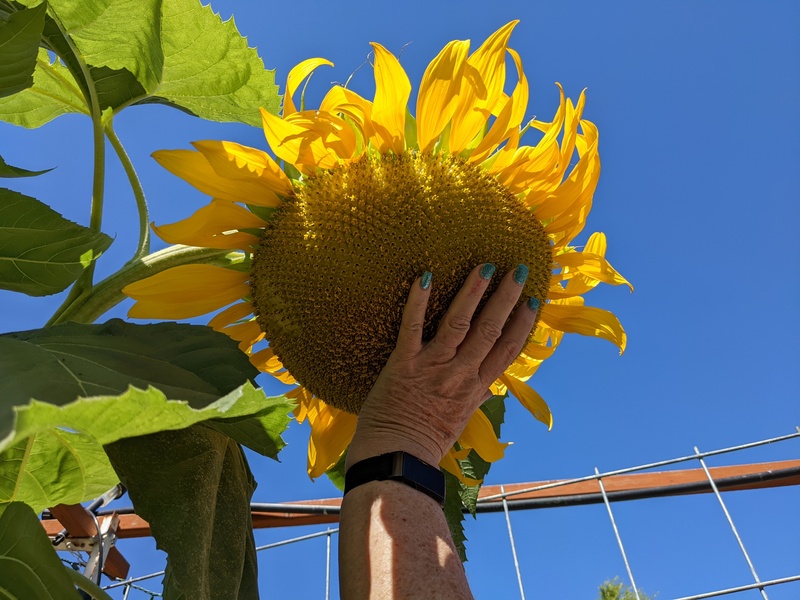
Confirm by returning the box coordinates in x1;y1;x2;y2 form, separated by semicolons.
105;122;150;262
49;246;245;325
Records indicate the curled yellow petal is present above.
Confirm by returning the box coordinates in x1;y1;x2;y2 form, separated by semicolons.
124;265;249;320
500;374;553;430
539;302;627;353
153;199;266;250
208;301;253;331
369;42;410;154
284;57;334;117
554;250;633;291
219;320;264;353
416;39;470;153
307;402;357;478
449;21;518;153
152;149;273;205
458;409;507;462
192;140;293;200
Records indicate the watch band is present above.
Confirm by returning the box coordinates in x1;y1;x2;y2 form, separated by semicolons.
344;451;446;506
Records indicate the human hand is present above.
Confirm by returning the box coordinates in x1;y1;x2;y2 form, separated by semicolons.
346;263;540;470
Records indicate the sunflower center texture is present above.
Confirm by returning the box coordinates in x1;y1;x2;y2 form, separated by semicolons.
249;151;553;414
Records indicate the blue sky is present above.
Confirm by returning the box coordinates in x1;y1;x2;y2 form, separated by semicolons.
2;0;799;598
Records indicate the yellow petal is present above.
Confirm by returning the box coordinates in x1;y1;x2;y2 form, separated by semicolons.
260;107;355;172
124;265;249;320
416;39;470;153
192;140;293;200
500;374;553;429
320;85;375;140
152;149;274;205
469;47;528;164
440;450;482;486
539;302;626;353
449;21;518;153
307;402;357;478
369;42;411;154
283;58;334;117
554;250;632;291
208;301;254;331
219;320;264;353
458;409;507;462
286;385;313;423
153;199;266;250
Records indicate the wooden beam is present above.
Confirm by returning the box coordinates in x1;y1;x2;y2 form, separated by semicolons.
41;459;800;540
48;504;130;579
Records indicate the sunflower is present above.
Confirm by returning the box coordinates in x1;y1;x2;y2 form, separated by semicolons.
124;21;631;484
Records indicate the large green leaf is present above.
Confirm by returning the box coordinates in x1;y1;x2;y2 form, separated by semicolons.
0;188;111;296
0;0;45;98
0;320;293;512
0;0;280;127
106;425;260;600
0;154;52;177
0;502;82;599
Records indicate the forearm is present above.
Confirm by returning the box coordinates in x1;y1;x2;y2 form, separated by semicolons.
339;479;474;600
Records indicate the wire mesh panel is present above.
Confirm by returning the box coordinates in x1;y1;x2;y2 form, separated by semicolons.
51;427;800;599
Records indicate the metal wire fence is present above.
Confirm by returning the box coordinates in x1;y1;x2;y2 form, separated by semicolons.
55;427;800;599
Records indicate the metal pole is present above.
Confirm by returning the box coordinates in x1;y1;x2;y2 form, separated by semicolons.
500;484;526;600
595;468;640;600
694;447;768;600
325;528;332;600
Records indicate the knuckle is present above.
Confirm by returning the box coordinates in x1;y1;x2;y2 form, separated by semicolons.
496;338;522;364
446;314;472;333
477;320;504;343
402;319;424;335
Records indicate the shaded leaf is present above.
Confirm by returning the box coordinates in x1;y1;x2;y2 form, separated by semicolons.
325;447;348;492
0;153;52;177
0;0;45;98
443;471;469;562
0;320;292;513
106;425;260;600
0;502;81;599
0;48;88;128
0;188;111;296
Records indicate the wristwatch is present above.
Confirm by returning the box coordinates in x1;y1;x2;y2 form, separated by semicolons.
344;451;446;506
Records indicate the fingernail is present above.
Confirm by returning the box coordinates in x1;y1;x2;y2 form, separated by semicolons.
514;264;529;285
480;263;496;280
527;297;540;312
420;271;432;290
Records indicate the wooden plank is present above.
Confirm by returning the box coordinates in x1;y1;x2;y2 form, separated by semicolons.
48;504;130;579
41;460;800;539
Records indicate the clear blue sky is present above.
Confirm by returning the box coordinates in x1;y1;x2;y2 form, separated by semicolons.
2;1;799;598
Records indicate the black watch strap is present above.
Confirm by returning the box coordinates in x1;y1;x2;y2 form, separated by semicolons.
344;451;446;507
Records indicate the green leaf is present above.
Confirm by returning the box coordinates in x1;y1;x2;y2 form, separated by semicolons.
0;320;293;512
0;154;52;177
105;425;260;600
0;430;117;514
0;48;88;128
144;0;280;125
0;0;45;98
443;471;469;562
0;188;111;296
0;0;280;126
0;502;82;599
325;448;348;492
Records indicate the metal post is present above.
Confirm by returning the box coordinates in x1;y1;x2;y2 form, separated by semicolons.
694;446;768;600
325;528;332;600
500;484;526;600
595;468;640;600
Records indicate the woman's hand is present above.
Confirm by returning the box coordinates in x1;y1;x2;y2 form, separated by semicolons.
347;263;539;470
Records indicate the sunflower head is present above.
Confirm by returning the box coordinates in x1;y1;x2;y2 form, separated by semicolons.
124;21;632;480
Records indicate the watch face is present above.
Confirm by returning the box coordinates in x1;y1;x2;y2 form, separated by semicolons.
401;453;446;502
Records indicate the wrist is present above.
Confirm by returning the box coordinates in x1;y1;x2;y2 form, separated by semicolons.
346;426;442;472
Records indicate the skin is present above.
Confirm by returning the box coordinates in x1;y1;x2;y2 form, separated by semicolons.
339;263;539;599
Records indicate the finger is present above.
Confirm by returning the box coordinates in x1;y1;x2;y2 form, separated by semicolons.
429;263;495;356
479;296;540;385
458;264;529;366
394;271;433;357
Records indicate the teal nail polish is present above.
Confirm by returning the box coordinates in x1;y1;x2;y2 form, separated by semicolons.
420;271;432;290
528;297;540;311
513;264;529;285
480;263;496;280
